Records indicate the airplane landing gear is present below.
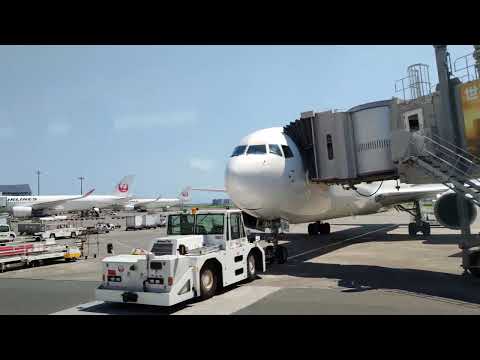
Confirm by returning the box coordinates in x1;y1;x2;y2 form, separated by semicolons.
396;201;430;236
308;222;331;236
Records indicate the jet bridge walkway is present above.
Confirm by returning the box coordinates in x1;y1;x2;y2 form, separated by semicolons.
406;133;480;207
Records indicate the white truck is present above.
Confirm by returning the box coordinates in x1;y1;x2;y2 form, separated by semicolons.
34;224;81;241
0;224;16;243
126;215;143;231
96;209;273;307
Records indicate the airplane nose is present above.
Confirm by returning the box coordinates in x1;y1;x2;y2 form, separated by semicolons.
225;157;268;210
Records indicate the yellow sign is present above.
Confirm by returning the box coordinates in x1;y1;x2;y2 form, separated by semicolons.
460;79;480;157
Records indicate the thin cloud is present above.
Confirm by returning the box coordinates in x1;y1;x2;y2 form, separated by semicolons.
114;111;197;131
47;122;71;136
189;158;215;172
0;127;14;138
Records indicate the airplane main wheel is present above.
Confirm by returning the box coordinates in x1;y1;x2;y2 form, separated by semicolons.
319;223;331;235
308;224;316;236
421;222;431;236
468;252;480;278
408;223;416;236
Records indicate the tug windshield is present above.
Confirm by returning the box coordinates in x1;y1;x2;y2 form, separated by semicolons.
167;214;195;235
167;214;225;235
195;214;225;235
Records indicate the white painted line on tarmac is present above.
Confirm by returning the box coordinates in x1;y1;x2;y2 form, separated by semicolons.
173;285;281;315
288;224;398;261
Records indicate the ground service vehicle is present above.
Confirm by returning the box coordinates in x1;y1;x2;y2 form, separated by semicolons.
0;224;16;243
96;209;267;306
35;224;81;241
17;222;44;236
0;238;81;272
125;215;143;231
142;214;156;229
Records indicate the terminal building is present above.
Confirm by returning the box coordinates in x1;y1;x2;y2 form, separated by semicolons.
0;184;32;196
212;198;232;206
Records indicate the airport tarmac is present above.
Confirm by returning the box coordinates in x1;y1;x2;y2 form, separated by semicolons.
2;210;480;315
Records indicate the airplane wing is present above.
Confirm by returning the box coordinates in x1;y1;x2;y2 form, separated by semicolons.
191;188;227;192
374;184;449;207
31;189;95;210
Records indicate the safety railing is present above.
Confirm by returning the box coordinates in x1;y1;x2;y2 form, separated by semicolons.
454;51;479;83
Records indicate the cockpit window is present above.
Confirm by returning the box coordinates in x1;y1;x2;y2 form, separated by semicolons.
231;145;247;157
268;144;283;157
246;145;267;155
282;145;294;158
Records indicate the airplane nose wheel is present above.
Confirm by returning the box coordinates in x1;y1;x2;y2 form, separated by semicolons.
308;222;331;236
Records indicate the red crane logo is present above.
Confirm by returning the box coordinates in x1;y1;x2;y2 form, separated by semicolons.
118;183;129;193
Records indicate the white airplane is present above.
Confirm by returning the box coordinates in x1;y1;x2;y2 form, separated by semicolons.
124;187;192;211
3;175;135;218
210;127;473;236
2;189;95;218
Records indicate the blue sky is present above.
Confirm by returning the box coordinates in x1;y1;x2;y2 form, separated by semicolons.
0;45;474;202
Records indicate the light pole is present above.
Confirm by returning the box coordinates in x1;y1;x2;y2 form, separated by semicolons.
78;176;85;195
36;170;41;195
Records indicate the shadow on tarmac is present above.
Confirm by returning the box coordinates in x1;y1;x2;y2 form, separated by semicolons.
270;224;480;305
268;261;480;305
74;223;477;313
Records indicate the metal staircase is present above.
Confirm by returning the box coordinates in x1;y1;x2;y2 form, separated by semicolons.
408;133;480;207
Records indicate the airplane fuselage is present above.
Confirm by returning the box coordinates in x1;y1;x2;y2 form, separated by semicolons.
130;198;182;210
5;195;127;212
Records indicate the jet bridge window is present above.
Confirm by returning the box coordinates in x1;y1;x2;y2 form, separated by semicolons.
281;145;294;158
268;144;283;157
326;134;334;160
246;145;267;155
231;145;247;157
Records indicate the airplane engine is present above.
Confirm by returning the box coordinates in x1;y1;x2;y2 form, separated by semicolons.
434;192;477;229
12;206;33;218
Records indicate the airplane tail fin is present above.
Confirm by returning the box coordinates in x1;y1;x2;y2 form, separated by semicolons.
113;175;135;197
179;186;192;202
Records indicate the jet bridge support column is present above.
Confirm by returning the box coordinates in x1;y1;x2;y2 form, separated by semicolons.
434;45;476;274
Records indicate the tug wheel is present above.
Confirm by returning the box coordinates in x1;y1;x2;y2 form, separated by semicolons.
200;264;217;300
247;251;257;280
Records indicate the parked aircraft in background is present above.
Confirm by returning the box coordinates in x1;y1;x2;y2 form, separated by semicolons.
2;175;135;218
122;187;192;211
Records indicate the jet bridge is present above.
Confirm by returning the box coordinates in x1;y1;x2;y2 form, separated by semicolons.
284;98;432;186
